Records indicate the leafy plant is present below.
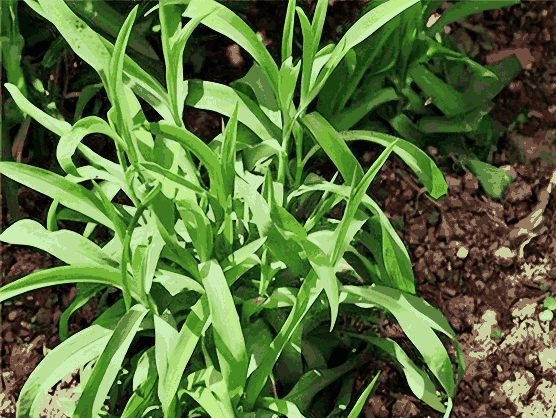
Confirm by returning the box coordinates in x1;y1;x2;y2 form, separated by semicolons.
491;328;503;339
1;0;467;417
316;0;521;200
539;294;556;322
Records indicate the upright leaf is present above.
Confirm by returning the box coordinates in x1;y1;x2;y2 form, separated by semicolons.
160;0;216;123
221;102;240;201
295;7;315;105
201;260;249;409
306;0;421;110
311;0;329;58
109;5;140;168
281;0;297;65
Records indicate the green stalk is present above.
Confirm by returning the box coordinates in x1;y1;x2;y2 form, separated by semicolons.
293;123;304;190
120;182;162;312
277;107;304;187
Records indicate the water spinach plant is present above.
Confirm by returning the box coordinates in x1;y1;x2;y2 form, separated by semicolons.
1;0;465;416
315;0;522;201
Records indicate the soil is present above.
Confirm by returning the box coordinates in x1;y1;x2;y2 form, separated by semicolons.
2;1;556;417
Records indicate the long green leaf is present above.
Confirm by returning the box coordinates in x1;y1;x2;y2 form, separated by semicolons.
330;139;411;295
340;285;465;401
65;0;160;62
100;38;173;121
281;0;296;65
339;330;446;412
0;161;114;230
0;264;146;306
295;7;315;104
0;219;120;269
244;270;323;410
339;129;448;199
221;102;240;201
163;2;216;123
271;204;339;331
109;4;139;168
33;0;111;86
4;83;71;137
90;179;128;246
17;324;116;418
311;0;329;58
304;0;421;110
184;79;282;141
329;88;398;132
149;192;202;282
278;57;302;120
301;112;364;187
153;307;180;414
425;0;519;37
31;0;173;124
282;348;371;413
57;116;128;178
409;63;466;117
158;241;262;415
346;372;381;418
201;260;248;409
74;304;149;417
176;200;214;263
58;283;108;342
287;181;415;294
118;347;159;418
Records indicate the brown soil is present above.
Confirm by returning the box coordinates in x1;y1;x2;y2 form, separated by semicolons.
2;1;556;417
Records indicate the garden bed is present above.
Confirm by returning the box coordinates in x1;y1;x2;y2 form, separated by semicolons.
2;1;556;417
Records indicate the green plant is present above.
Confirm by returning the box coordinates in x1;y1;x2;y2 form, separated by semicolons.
491;328;503;339
539;293;556;322
316;0;521;200
0;0;466;417
1;0;167;225
507;111;530;134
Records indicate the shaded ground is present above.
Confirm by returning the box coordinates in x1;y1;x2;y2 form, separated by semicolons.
2;1;556;417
